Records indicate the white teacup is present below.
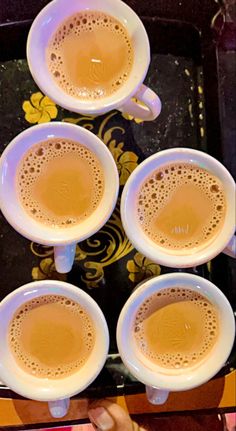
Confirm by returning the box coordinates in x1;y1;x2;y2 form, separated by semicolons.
121;147;236;268
117;273;235;405
0;280;109;417
26;0;161;121
0;121;119;273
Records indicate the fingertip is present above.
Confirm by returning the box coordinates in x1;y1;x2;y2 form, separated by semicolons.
88;406;114;431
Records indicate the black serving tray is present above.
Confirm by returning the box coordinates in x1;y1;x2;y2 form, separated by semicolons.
0;0;235;405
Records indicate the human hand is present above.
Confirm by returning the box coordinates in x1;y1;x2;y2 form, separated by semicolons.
88;399;146;431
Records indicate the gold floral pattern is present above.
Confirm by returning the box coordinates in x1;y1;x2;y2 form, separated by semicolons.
31;199;134;288
108;141;138;185
30;243;54;258
32;257;66;281
31;243;87;281
127;252;161;283
75;199;134;288
22;92;58;124
62;114;96;130
121;98;145;123
30;110;140;287
63;111;139;185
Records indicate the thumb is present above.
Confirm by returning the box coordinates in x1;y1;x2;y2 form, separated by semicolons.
88;399;134;431
88;406;115;430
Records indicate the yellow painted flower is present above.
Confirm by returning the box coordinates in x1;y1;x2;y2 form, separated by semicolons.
22;92;58;124
127;252;161;283
108;140;124;160
109;141;138;185
32;257;66;281
121;98;145;123
117;151;138;185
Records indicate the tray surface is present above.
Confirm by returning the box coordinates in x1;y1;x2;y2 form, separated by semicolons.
0;9;235;400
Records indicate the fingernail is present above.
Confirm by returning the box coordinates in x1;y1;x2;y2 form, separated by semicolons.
88;406;114;431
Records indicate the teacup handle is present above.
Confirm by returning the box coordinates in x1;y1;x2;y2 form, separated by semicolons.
48;398;70;418
223;234;236;258
146;385;169;405
54;243;76;273
119;84;162;121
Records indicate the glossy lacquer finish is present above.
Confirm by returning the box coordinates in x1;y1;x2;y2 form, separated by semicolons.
0;0;235;401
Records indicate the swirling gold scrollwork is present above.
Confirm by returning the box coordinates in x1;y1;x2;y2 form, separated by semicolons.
32;257;67;281
76;198;134;288
96;112;125;142
30;110;139;287
31;242;86;281
30;243;53;258
63;111;138;185
96;113;139;184
62;114;96;132
109;141;138;185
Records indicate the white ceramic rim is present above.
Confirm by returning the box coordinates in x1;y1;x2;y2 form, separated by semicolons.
0;280;109;401
116;273;235;391
120;147;236;268
26;0;150;114
0;121;119;245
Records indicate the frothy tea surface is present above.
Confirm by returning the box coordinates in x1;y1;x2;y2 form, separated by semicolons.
17;138;104;227
134;287;219;369
136;162;226;251
47;10;134;99
8;295;95;379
